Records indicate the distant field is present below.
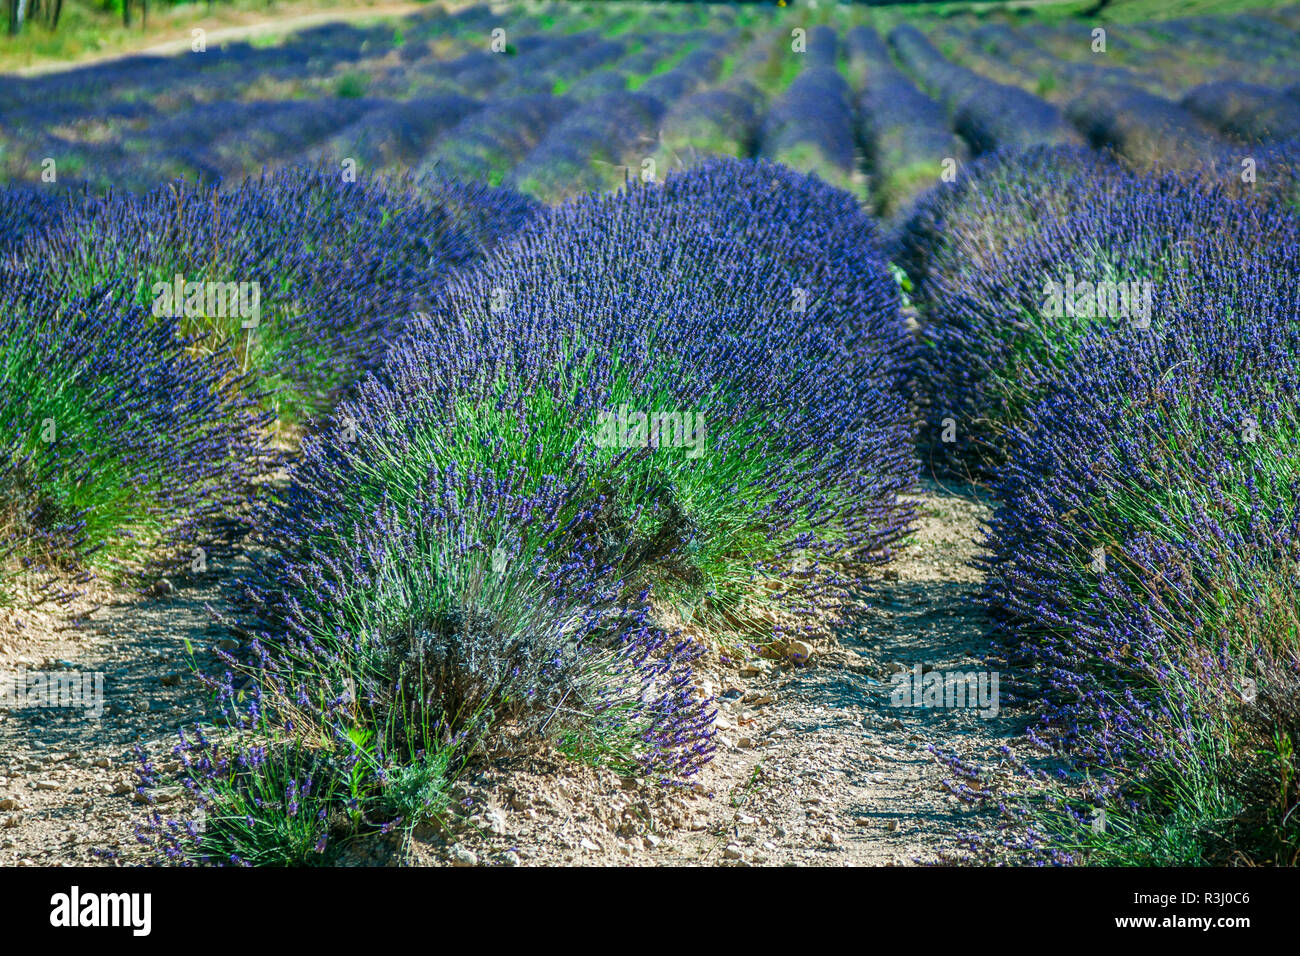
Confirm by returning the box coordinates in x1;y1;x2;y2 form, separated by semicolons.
3;0;1297;210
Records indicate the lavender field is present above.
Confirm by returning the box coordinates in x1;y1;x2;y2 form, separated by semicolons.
1;0;1299;896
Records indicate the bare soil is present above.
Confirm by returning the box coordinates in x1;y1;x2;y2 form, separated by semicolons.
0;482;1031;866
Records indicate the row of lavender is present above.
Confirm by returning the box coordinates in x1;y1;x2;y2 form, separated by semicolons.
903;143;1300;863
5;5;1300;220
920;15;1300;170
0;166;537;608
120;159;916;864
0;3;744;199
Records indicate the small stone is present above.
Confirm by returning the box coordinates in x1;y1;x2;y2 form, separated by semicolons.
499;851;521;867
160;673;183;687
643;834;660;849
150;579;175;597
33;780;59;791
786;640;813;665
579;838;600;852
722;844;743;860
886;820;899;832
737;736;756;749
111;781;132;796
0;798;19;811
450;846;477;867
823;830;840;845
217;639;240;652
92;757;111;769
737;814;756;825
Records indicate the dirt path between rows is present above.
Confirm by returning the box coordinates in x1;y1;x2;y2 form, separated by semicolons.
0;564;238;865
0;482;1027;867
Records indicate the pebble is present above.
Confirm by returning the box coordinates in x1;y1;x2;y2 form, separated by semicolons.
450;846;477;867
723;844;743;860
0;798;19;811
33;780;59;791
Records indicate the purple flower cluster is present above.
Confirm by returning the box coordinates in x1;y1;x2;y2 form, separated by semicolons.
418;94;575;184
888;24;1076;155
508;91;666;200
1181;82;1300;144
847;25;967;218
1066;84;1219;169
0;184;55;257
892;144;1125;307
982;236;1300;794
21;164;526;423
0;270;272;603
757;67;857;190
913;156;1290;476
806;25;840;71
307;94;481;172
229;158;913;794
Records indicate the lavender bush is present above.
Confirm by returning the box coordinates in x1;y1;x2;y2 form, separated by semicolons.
417;95;575;186
0;272;272;605
1181;81;1300;144
916;164;1291;477
847;25;966;219
983;243;1300;863
23;165;525;424
757;67;858;192
1067;84;1219;170
508;91;666;201
888;24;1075;155
657;84;764;171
